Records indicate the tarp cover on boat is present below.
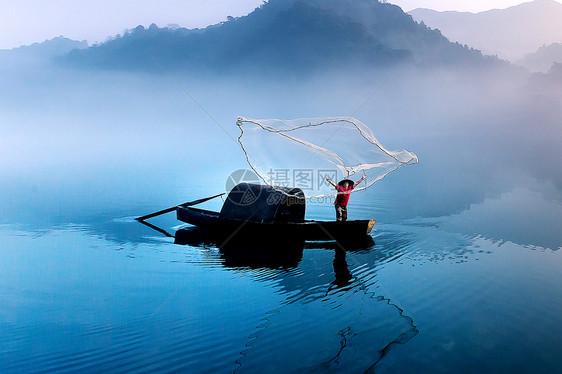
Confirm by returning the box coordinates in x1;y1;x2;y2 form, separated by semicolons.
220;183;305;223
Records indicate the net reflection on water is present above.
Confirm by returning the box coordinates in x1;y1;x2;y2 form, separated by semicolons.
173;226;419;373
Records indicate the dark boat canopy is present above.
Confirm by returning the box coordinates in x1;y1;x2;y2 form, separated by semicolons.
219;183;305;223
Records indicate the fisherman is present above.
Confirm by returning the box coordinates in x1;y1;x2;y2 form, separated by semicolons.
325;175;367;222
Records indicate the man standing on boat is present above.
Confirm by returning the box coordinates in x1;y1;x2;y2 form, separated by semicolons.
325;175;367;222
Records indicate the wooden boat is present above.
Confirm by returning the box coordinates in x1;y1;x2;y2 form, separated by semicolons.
175;183;375;242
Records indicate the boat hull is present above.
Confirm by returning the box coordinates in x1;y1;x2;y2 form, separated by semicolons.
176;206;375;242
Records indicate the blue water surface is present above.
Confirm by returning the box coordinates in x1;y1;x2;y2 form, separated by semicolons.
1;185;561;373
1;68;562;373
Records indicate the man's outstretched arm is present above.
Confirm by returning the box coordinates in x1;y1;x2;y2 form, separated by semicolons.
325;177;337;188
354;175;367;188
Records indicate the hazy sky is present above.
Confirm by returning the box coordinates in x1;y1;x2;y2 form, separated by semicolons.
388;0;559;12
1;0;560;49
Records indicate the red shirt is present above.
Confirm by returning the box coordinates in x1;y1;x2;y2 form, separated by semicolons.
335;185;354;207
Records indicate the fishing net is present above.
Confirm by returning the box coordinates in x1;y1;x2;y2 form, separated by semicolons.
236;116;418;199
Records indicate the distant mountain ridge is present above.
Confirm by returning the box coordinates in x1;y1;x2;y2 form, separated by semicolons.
0;36;87;66
528;62;562;92
409;0;562;61
517;43;562;72
63;0;492;73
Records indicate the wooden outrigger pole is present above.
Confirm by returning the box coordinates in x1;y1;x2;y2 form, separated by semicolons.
135;193;225;222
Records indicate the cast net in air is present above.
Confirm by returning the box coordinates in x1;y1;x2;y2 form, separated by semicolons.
236;116;418;199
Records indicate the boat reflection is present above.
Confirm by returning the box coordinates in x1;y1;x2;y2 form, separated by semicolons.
174;227;375;274
174;227;305;269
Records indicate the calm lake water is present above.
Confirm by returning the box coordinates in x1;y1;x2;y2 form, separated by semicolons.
2;69;562;372
1;187;562;373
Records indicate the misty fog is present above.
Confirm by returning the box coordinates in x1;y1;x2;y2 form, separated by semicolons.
5;2;562;373
1;56;561;246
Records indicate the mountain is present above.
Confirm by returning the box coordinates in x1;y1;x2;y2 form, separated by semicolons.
517;43;562;72
528;62;562;92
63;0;490;73
0;37;88;67
409;0;562;61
